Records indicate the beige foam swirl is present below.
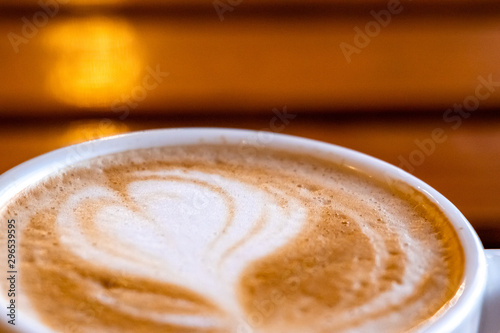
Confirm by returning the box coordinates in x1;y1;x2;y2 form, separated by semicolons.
0;144;464;333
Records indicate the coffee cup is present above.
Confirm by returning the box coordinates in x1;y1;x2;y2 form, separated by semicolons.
0;128;498;332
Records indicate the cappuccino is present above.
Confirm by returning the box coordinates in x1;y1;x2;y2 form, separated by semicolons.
0;144;464;332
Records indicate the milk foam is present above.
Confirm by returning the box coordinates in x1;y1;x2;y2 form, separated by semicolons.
0;144;464;333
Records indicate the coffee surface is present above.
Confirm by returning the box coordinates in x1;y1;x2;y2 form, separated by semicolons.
0;144;464;332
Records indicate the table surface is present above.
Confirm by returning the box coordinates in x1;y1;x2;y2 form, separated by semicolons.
0;1;499;247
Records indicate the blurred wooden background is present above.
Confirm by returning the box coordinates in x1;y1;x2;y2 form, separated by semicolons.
0;0;499;247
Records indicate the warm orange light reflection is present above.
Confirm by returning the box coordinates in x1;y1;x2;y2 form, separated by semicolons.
61;120;130;146
44;17;143;108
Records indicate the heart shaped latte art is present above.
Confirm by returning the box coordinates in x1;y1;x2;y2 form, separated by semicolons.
56;169;307;329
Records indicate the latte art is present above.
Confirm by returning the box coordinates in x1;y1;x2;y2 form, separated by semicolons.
0;144;464;333
57;169;307;330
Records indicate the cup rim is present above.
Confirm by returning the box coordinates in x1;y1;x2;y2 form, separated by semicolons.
0;127;488;333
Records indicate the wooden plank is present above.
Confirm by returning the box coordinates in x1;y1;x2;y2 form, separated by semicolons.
1;10;500;115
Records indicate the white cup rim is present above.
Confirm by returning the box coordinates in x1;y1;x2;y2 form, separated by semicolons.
0;127;488;333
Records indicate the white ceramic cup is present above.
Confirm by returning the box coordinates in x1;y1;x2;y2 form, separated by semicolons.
0;128;498;333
